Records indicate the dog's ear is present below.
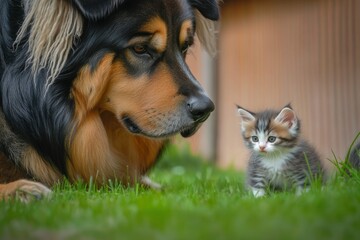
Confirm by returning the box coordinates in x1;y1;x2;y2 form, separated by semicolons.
191;0;220;57
190;0;220;21
72;0;127;20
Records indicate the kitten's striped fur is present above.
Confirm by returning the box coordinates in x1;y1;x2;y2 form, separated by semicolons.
237;105;324;197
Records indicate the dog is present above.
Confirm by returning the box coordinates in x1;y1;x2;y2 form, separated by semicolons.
0;0;219;202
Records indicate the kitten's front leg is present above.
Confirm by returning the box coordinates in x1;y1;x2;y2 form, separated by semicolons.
291;174;311;196
251;187;266;198
295;185;310;196
247;168;267;197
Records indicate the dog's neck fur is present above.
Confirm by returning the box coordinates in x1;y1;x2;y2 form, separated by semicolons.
67;111;165;186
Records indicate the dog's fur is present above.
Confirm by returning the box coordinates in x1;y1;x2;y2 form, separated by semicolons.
0;0;219;202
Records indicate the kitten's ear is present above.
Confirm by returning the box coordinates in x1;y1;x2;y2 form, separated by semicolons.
237;106;256;123
275;107;298;129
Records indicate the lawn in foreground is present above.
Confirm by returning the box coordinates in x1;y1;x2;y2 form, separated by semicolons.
0;144;359;240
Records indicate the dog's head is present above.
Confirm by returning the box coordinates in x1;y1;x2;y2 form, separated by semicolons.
71;0;219;138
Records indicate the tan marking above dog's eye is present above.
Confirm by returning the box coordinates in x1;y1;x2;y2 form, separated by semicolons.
138;17;167;53
179;20;194;51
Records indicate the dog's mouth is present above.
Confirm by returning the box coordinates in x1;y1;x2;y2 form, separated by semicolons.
179;124;201;138
122;117;142;134
180;112;210;137
121;113;209;138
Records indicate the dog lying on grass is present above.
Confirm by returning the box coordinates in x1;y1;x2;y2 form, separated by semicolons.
0;0;219;202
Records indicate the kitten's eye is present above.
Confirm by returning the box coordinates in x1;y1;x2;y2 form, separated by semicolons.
251;136;259;142
268;136;277;143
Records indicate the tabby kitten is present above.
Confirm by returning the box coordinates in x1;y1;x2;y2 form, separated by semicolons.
237;105;324;197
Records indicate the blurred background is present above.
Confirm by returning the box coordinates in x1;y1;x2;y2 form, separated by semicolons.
183;0;360;171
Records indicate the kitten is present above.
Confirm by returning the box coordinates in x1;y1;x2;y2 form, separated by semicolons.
237;105;324;197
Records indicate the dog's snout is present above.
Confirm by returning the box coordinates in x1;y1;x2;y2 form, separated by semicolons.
187;95;215;121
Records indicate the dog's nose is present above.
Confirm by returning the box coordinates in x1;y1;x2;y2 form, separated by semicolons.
187;95;215;121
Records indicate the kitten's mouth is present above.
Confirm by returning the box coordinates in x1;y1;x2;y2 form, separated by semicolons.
259;147;267;153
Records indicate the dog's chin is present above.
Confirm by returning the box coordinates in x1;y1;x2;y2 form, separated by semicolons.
121;116;202;138
180;124;201;138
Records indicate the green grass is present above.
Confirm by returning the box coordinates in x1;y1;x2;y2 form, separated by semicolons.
1;144;360;240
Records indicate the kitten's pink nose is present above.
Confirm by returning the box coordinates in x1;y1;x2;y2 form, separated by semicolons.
259;146;266;152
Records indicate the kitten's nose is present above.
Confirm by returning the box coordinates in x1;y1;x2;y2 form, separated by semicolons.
259;146;266;151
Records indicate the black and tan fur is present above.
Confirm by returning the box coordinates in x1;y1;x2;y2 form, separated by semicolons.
0;0;219;202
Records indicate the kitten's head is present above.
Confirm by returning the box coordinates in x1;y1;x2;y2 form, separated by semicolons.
237;105;300;154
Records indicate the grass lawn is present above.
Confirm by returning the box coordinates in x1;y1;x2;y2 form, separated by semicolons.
1;143;360;240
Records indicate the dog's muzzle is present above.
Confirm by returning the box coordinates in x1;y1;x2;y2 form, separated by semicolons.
180;95;214;137
121;93;214;138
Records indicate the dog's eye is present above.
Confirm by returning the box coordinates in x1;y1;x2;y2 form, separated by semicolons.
182;44;189;53
181;42;190;54
133;44;148;55
181;34;194;56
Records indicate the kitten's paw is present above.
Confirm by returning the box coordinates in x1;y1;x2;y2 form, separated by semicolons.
0;179;52;203
296;186;310;196
252;188;266;198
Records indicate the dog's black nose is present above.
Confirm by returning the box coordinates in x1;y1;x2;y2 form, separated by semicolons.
187;95;215;122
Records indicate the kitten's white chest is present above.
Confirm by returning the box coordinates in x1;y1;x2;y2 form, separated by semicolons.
260;154;288;187
259;148;298;187
260;153;288;173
